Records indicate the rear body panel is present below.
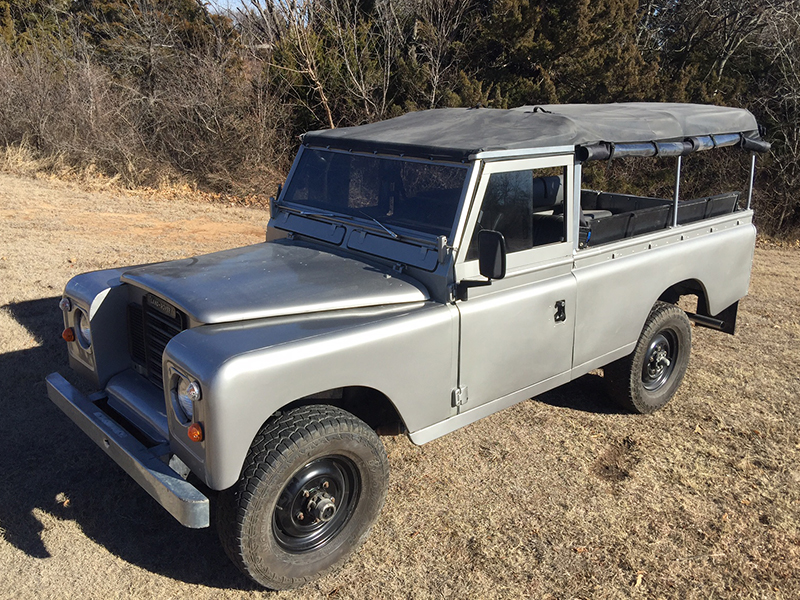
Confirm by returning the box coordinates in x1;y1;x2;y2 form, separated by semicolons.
571;211;755;375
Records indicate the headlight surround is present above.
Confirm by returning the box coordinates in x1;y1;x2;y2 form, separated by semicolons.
176;376;201;421
76;309;92;349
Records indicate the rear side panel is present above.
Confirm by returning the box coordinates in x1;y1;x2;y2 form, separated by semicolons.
571;213;756;375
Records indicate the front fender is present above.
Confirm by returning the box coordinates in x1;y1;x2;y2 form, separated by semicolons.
164;302;458;490
63;267;131;387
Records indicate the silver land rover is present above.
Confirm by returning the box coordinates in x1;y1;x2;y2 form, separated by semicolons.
46;103;769;589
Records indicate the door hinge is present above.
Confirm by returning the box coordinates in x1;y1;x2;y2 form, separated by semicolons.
452;386;468;407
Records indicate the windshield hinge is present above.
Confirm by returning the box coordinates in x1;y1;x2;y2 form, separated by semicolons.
448;284;458;302
393;263;406;274
437;235;454;264
451;386;468;407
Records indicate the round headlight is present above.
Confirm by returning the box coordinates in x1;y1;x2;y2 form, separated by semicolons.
176;378;201;421
76;310;92;349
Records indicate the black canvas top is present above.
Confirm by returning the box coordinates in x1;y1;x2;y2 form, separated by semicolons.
302;103;765;162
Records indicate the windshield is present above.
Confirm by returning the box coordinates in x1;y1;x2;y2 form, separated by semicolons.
282;148;469;237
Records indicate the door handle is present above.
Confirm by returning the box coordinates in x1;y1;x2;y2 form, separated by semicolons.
554;300;566;323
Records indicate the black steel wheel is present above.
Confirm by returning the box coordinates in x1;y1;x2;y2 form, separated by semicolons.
217;405;389;590
641;330;678;392
272;455;360;554
604;301;692;414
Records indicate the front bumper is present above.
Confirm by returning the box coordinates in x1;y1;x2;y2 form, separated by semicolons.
45;372;209;528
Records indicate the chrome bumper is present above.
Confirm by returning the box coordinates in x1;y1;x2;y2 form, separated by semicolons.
45;372;209;528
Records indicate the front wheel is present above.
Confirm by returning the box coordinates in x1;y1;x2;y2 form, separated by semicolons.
216;405;389;590
604;301;692;414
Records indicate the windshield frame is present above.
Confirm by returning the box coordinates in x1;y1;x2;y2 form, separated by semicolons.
276;145;474;244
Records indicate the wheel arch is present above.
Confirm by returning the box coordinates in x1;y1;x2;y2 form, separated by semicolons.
214;386;405;492
657;278;710;314
271;386;407;436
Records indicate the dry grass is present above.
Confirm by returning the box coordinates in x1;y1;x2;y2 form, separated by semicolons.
0;142;274;210
0;172;798;599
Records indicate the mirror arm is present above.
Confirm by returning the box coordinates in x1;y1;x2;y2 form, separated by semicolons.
456;278;493;301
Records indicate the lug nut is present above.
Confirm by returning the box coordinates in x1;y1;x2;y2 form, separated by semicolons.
303;490;310;498
322;481;329;489
330;497;335;503
296;512;304;521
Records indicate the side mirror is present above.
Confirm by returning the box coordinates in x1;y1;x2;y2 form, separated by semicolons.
456;229;507;300
478;229;506;280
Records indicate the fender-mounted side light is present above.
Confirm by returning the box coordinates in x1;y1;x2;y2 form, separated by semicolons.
187;423;204;442
62;328;76;342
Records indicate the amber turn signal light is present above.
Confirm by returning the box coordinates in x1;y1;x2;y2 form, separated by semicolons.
187;423;204;442
62;327;76;342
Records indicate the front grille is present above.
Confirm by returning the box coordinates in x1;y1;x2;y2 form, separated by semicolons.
128;295;186;389
128;304;147;366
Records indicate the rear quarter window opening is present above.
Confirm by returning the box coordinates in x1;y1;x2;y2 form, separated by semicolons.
579;147;749;248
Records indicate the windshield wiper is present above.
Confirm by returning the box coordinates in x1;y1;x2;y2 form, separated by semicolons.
280;206;337;219
296;210;337;218
358;210;399;239
280;204;402;240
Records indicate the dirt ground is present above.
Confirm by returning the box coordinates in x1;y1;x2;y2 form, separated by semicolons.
0;173;798;599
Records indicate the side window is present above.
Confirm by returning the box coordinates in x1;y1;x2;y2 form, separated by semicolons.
466;166;567;260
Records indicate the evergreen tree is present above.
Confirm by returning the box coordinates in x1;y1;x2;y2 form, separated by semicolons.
471;0;657;105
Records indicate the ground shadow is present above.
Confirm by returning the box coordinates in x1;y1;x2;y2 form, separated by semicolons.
533;372;628;415
0;297;258;591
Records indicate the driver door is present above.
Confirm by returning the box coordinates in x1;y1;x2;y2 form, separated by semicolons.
455;155;577;411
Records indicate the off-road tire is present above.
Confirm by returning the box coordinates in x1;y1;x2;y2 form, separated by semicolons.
216;405;389;590
604;301;692;414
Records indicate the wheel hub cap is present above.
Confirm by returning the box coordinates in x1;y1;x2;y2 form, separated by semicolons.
642;331;677;391
307;490;337;522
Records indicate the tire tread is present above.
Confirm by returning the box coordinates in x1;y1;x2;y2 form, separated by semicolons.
604;301;692;414
217;405;388;589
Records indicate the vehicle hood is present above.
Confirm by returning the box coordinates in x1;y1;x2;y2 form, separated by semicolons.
120;241;429;324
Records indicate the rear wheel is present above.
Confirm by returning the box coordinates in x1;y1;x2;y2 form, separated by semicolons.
217;405;389;590
604;301;692;414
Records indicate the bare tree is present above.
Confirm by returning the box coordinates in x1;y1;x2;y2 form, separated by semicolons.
752;0;800;232
323;0;408;121
245;0;335;128
412;0;472;108
637;0;769;82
